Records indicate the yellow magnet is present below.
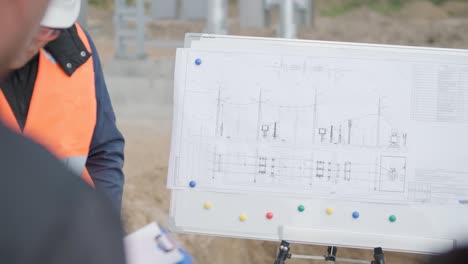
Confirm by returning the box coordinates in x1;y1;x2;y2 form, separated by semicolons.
204;201;212;209
239;213;247;222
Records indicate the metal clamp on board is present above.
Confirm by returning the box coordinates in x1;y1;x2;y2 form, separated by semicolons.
155;232;178;253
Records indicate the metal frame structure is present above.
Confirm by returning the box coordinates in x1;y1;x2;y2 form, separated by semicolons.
78;0;88;28
113;0;313;58
114;0;146;59
239;0;315;38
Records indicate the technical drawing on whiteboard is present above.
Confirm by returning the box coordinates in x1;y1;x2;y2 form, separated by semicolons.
169;48;468;205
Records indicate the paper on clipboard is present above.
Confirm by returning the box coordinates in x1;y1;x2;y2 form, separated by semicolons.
124;222;184;264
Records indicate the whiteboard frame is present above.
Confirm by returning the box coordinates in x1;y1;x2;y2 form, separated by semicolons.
169;34;468;254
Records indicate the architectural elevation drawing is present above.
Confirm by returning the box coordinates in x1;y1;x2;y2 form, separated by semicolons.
169;47;468;205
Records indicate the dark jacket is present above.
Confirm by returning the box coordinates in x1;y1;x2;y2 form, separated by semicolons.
0;122;126;264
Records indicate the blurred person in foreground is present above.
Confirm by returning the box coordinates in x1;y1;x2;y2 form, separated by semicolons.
429;246;468;264
0;0;49;75
0;0;125;263
0;0;125;212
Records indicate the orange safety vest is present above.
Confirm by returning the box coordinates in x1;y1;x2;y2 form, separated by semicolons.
0;25;96;186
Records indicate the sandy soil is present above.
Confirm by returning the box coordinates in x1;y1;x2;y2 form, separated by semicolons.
87;1;468;263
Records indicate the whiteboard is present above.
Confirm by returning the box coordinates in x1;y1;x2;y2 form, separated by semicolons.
168;34;468;254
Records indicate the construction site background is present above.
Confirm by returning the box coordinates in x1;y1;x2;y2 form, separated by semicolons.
86;0;468;263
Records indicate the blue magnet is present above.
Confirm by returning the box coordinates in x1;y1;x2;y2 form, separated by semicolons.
189;180;197;188
352;211;360;219
195;58;202;65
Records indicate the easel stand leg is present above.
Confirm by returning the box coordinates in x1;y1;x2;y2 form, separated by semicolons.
274;240;291;264
273;241;386;264
325;246;337;264
372;247;385;264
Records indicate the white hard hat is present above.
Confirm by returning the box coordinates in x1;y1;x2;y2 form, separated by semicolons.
41;0;82;29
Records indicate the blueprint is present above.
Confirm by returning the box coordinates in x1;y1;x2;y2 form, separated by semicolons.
168;45;468;205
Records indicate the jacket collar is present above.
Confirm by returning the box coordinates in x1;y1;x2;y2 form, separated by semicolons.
44;24;92;76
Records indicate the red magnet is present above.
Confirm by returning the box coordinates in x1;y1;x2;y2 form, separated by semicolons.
266;212;274;220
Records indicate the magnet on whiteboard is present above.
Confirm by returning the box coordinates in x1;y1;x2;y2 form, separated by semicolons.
239;213;247;222
204;202;212;209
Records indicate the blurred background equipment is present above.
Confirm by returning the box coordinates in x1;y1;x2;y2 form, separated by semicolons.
112;0;316;58
78;0;89;28
114;0;146;58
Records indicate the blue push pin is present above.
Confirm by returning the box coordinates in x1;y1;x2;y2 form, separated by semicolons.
352;211;360;219
189;180;197;188
195;58;202;66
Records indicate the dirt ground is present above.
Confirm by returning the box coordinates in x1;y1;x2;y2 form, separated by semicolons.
87;1;468;263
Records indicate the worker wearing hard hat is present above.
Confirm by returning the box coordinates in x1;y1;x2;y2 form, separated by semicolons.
0;0;125;211
0;1;126;263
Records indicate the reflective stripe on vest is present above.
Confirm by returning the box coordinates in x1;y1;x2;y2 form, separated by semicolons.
0;24;96;187
62;156;95;187
62;156;86;177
